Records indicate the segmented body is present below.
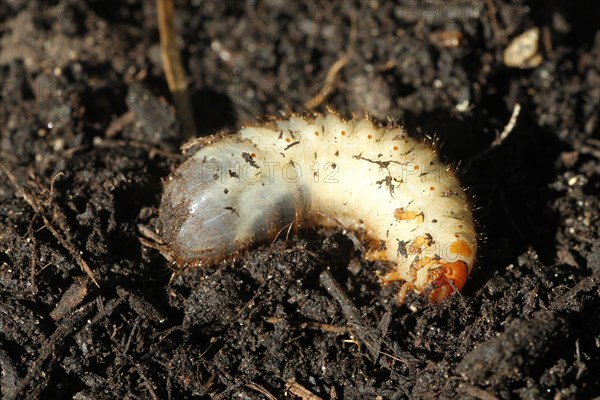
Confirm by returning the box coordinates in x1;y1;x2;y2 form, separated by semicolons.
159;113;476;302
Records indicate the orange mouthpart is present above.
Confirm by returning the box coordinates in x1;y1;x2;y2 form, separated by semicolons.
427;261;468;303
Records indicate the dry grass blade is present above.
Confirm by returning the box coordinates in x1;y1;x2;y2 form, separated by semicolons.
156;0;197;137
304;10;357;110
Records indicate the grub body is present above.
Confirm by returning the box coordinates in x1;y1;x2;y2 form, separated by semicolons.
159;114;477;302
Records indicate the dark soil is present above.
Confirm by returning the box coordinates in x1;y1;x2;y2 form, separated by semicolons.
1;1;599;399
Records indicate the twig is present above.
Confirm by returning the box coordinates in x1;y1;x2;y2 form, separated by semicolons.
48;173;100;287
100;301;160;400
304;10;357;110
122;316;141;356
1;165;99;286
134;362;160;400
459;385;499;400
493;103;521;147
156;0;197;137
286;380;322;400
485;0;501;44
27;213;40;296
319;270;383;361
575;339;586;380
319;270;364;325
246;382;278;400
542;25;553;58
105;110;135;137
467;103;521;164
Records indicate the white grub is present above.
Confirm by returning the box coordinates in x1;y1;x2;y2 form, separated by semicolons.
159;113;477;303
